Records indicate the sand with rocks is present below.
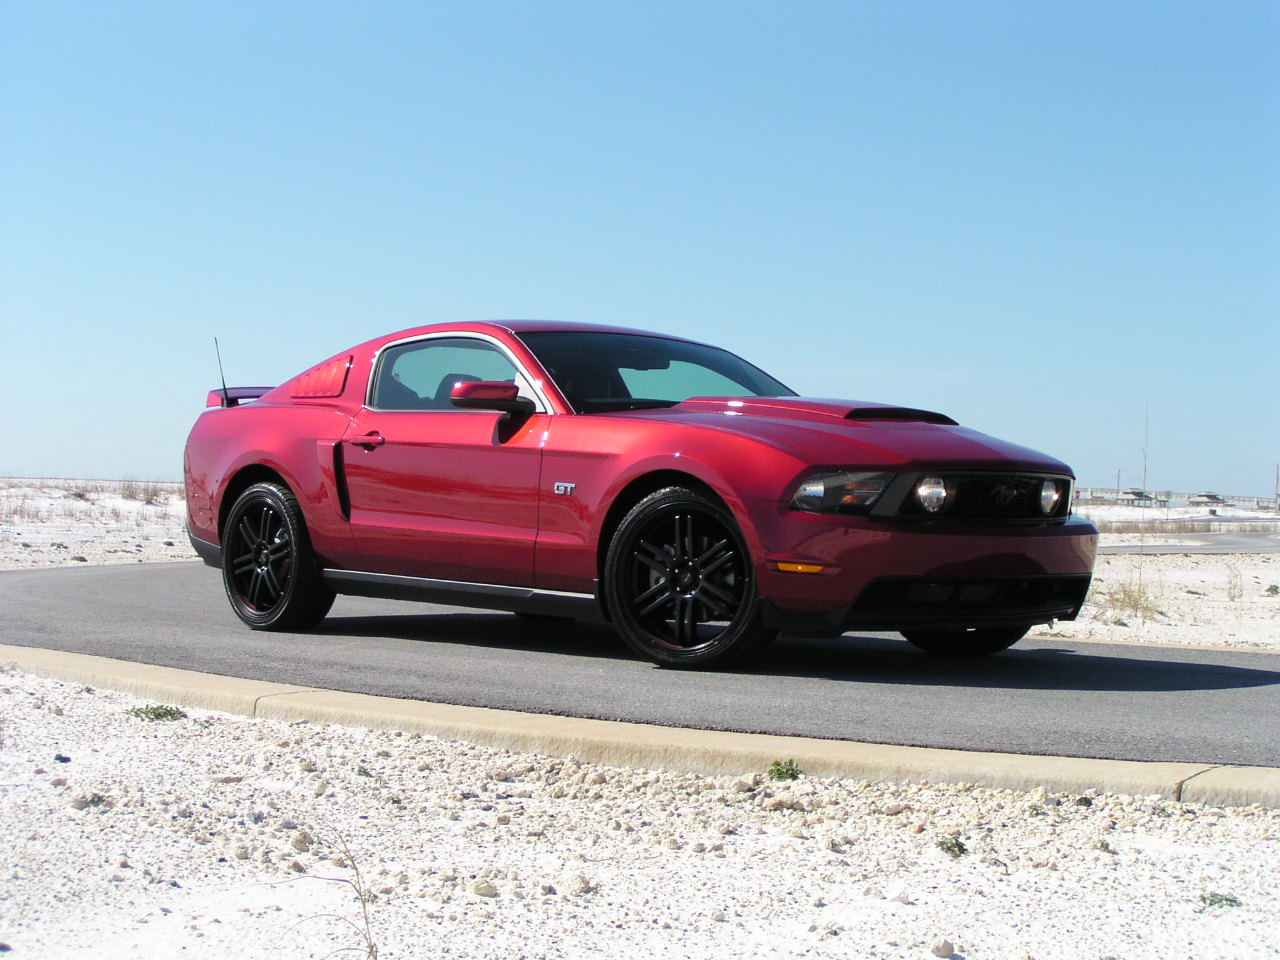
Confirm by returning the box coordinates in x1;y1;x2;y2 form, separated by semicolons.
0;478;190;569
3;669;1278;960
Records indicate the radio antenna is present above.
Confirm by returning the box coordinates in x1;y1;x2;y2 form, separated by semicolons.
214;337;231;405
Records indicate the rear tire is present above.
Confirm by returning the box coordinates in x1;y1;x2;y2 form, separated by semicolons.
603;486;777;669
902;626;1029;657
221;481;335;631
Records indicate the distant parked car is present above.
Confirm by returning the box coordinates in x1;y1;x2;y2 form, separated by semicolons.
184;321;1097;668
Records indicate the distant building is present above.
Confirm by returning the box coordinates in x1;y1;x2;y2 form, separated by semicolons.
1117;489;1169;508
1189;491;1228;507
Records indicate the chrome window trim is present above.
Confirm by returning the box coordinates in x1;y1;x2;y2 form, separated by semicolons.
365;331;553;414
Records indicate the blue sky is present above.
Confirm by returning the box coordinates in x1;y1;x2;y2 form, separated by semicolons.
2;1;1277;495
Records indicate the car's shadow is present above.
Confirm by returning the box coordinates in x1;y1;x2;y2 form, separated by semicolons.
312;612;1280;695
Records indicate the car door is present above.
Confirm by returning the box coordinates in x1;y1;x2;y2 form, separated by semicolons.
341;334;548;585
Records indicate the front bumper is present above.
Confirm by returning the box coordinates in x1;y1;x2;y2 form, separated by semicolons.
747;502;1097;635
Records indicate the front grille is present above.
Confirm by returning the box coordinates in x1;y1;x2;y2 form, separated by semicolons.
896;473;1070;521
850;575;1090;623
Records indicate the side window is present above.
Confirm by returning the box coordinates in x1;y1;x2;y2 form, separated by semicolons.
371;338;531;411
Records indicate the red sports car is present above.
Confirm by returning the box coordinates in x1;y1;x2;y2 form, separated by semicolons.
185;321;1096;668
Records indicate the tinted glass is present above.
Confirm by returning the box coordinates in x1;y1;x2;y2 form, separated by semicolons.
518;331;794;413
372;338;526;410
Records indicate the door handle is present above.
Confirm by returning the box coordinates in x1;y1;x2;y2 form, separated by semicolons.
348;432;385;449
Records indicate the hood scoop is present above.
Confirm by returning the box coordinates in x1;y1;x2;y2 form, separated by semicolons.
843;405;957;426
678;396;958;426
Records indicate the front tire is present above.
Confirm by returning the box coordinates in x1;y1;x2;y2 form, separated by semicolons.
603;486;777;669
221;481;335;631
902;626;1029;657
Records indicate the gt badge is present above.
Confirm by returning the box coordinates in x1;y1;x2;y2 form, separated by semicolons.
553;482;576;496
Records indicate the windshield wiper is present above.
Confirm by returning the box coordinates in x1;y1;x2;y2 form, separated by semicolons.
579;399;678;413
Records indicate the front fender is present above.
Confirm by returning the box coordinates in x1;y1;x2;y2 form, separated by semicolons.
595;453;773;564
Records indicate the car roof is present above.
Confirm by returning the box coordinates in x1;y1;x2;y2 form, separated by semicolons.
374;319;705;346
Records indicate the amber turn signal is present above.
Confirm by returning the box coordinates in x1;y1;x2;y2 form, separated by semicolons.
776;562;826;574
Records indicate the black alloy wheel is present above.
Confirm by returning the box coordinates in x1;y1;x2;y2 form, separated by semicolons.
604;486;777;668
901;625;1029;657
221;482;335;631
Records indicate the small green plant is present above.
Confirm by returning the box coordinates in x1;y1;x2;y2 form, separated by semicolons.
767;759;802;781
356;764;373;778
1265;584;1278;596
129;704;187;721
83;792;107;807
1152;804;1172;818
1200;891;1242;909
1027;803;1045;816
937;836;967;859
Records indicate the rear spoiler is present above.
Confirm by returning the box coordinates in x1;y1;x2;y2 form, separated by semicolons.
206;386;275;408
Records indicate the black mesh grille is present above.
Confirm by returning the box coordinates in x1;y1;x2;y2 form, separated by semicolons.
899;473;1069;521
851;575;1090;622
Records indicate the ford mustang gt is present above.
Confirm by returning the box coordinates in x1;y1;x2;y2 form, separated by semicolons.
185;321;1096;668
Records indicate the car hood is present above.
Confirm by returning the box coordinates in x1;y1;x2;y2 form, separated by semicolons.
623;397;1073;474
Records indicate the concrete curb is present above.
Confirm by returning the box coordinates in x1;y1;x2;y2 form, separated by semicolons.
5;643;1278;809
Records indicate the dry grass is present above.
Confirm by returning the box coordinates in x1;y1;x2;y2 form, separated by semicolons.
140;480;169;504
1226;564;1244;602
1094;572;1164;622
0;478;185;534
0;496;43;523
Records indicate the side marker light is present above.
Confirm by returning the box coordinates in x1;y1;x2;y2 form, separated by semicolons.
777;562;826;574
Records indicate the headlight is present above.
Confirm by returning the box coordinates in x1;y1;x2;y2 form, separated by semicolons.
1040;479;1063;515
915;476;949;513
791;472;891;514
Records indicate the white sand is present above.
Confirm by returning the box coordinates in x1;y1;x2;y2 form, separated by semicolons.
0;478;191;570
3;669;1278;960
1032;554;1280;651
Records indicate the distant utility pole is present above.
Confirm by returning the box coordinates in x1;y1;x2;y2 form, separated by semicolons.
1141;405;1149;493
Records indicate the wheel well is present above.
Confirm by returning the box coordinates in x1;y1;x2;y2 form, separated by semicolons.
217;465;289;538
595;470;722;589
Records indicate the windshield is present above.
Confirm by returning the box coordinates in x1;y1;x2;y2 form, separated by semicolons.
517;331;796;413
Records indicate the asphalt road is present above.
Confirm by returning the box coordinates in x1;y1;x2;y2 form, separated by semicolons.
1099;531;1280;555
4;562;1278;767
